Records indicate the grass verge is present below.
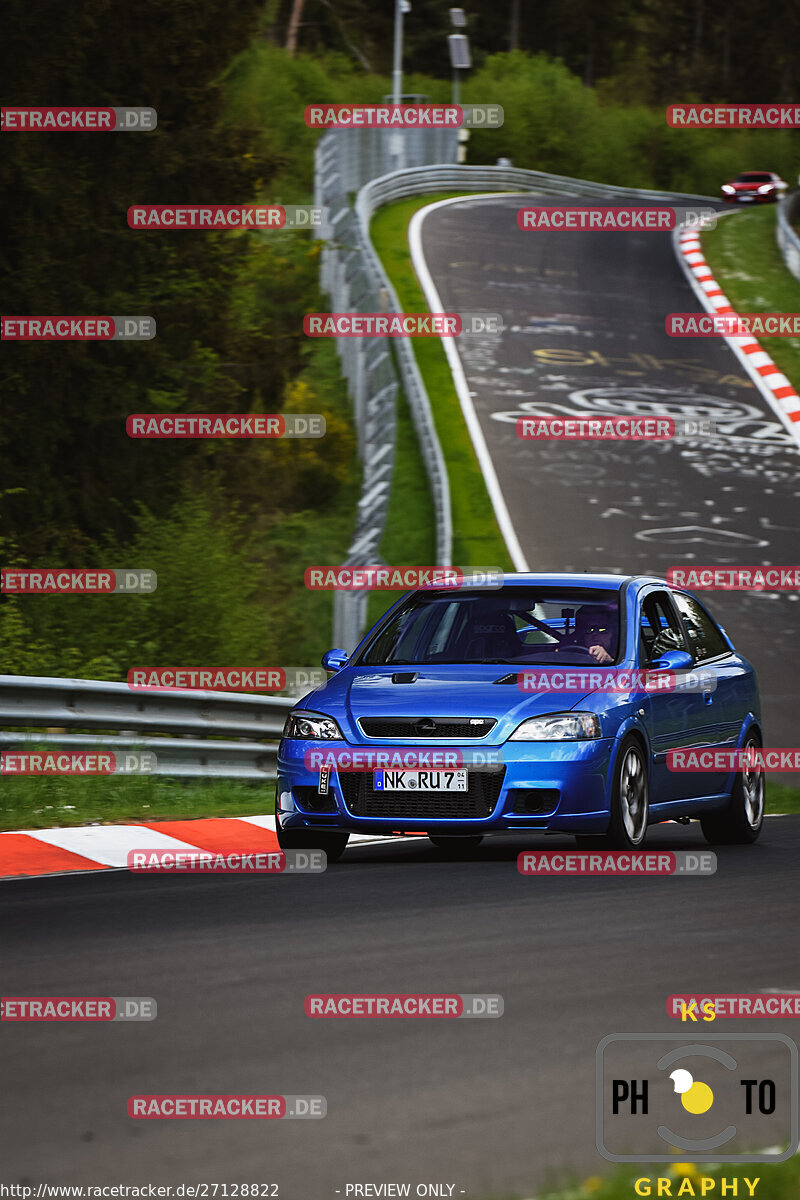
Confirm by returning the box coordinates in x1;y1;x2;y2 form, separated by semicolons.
700;206;800;391
1;772;796;832
0;773;275;832
370;193;515;572
765;782;800;815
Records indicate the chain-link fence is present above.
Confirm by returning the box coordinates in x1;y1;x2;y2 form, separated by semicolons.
315;128;459;651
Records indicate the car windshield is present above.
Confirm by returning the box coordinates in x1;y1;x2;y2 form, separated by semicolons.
735;172;772;182
358;587;622;666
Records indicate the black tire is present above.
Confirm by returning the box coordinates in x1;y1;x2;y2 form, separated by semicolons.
276;825;350;863
576;736;649;849
700;731;764;845
428;834;484;855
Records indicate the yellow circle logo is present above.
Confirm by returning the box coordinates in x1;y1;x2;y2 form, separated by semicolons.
670;1069;714;1115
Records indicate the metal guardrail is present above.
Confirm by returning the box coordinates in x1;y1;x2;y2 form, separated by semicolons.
776;190;800;283
354;184;453;586
315;136;718;651
0;675;299;781
358;163;716;206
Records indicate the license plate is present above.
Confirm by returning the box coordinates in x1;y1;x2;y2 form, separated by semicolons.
373;769;468;792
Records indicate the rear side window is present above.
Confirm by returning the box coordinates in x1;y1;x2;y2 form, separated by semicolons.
673;594;729;662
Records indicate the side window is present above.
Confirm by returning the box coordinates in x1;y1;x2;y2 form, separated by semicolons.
639;592;687;664
672;593;729;662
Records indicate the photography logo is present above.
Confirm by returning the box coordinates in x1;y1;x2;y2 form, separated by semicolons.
596;1033;798;1162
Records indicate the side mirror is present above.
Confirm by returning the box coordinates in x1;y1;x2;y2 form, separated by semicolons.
322;648;349;673
651;649;694;672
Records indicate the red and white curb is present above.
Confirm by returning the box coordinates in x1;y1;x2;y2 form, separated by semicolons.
0;816;402;881
674;226;800;447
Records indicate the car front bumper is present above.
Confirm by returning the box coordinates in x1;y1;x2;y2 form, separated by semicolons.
722;192;776;203
276;737;617;836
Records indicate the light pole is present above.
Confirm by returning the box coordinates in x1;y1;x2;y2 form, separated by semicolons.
392;0;411;105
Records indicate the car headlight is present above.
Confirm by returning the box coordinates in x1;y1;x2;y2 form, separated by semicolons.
757;184;774;194
283;711;343;740
509;712;601;741
721;185;735;194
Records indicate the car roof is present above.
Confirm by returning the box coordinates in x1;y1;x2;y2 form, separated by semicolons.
460;572;668;590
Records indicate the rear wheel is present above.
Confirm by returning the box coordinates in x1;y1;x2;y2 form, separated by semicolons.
428;834;484;855
700;731;764;845
276;825;350;863
576;737;649;850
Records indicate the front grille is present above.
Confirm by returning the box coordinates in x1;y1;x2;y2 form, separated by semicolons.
508;788;559;816
358;716;496;739
293;785;338;814
338;768;505;820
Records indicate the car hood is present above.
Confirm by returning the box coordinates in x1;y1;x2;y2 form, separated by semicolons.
306;665;600;736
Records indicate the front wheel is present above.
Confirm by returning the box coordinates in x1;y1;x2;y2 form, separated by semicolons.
276;825;350;863
700;731;764;845
578;737;649;849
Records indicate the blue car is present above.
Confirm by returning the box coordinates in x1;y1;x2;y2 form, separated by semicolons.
276;574;764;860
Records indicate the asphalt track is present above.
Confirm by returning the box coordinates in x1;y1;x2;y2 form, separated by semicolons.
417;195;800;756
2;819;799;1196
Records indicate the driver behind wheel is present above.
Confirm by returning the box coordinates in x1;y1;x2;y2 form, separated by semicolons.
569;604;619;665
